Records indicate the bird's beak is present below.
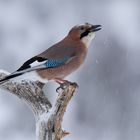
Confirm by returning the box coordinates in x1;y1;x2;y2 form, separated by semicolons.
90;25;102;32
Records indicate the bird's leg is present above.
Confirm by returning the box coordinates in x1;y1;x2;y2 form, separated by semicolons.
54;78;71;93
54;78;71;85
54;78;78;93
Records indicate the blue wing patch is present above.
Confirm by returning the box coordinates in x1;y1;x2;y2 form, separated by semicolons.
44;57;70;68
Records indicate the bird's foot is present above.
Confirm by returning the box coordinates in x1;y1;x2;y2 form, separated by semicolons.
54;78;78;93
55;78;71;93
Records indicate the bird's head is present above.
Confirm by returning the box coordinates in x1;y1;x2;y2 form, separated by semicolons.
68;23;101;47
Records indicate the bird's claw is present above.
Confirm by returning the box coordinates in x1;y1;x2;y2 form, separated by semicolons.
56;81;70;93
56;81;78;93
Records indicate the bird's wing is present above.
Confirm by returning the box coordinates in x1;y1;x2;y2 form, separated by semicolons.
11;56;72;75
17;56;47;71
0;56;74;84
17;43;76;71
16;55;75;74
0;44;77;83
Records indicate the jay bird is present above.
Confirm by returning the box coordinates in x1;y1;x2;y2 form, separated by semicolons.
0;23;101;84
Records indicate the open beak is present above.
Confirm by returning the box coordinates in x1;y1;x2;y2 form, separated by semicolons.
90;25;102;32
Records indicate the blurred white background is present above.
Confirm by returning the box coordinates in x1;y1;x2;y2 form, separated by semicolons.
0;0;140;140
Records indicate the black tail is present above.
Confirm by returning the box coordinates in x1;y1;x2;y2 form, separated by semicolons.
0;73;23;84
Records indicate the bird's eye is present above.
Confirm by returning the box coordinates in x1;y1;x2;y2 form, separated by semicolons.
80;27;84;30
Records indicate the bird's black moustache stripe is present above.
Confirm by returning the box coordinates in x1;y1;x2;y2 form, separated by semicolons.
80;30;90;39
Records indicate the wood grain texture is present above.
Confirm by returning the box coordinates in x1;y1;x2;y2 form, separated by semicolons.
0;70;77;140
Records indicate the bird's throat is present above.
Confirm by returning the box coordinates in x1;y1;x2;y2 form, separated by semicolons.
81;33;95;47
